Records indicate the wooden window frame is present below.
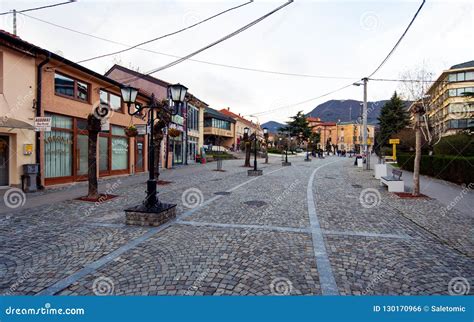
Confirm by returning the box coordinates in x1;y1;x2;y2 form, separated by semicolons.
54;72;91;103
100;89;124;113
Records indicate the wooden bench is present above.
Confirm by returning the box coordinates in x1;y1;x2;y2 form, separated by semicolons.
380;169;404;192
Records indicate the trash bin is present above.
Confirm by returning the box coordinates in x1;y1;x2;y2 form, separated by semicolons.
216;157;223;171
22;164;39;193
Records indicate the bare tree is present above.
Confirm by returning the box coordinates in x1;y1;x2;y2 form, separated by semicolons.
86;114;102;199
398;64;434;196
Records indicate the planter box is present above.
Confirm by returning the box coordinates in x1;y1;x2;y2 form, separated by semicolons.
248;169;263;176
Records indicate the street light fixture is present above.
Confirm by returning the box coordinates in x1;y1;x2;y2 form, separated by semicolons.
246;127;262;176
121;83;187;226
305;139;312;162
263;127;269;164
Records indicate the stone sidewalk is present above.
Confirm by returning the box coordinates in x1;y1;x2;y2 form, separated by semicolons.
0;156;472;296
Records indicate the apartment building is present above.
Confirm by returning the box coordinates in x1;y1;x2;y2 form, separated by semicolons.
425;60;474;137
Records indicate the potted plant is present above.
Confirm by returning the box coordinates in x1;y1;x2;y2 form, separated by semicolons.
168;128;180;138
125;125;138;137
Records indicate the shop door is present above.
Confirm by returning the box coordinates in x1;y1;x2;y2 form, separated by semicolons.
0;136;9;186
135;136;144;172
99;135;110;175
76;134;89;179
173;140;182;165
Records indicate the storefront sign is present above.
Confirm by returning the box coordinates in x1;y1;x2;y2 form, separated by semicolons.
136;125;147;135
172;115;184;125
34;117;52;132
23;144;33;155
101;119;110;132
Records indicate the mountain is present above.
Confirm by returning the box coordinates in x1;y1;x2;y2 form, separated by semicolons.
306;99;388;124
261;120;285;133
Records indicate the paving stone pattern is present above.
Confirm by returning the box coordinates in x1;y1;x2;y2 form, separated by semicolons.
0;156;472;296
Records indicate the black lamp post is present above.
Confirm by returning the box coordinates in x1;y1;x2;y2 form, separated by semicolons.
245;126;262;176
121;83;187;211
305;140;312;161
263;127;268;164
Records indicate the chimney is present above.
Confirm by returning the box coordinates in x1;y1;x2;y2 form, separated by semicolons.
227;107;230;110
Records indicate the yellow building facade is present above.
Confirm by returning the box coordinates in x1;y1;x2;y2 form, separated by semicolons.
425;61;474;137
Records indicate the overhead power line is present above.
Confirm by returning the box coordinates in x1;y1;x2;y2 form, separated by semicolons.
0;0;75;16
367;0;426;78
249;81;357;117
74;0;254;64
141;0;294;78
115;0;295;85
20;11;357;80
252;0;427;118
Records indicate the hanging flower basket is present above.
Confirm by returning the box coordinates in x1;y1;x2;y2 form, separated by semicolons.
168;128;181;138
125;126;138;137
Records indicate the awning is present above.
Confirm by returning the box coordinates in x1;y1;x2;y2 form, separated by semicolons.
0;118;35;130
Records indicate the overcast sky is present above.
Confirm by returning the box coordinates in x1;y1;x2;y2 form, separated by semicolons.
1;0;473;123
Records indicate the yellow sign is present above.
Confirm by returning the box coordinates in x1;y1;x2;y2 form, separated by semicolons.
23;144;33;155
367;138;372;145
389;139;400;160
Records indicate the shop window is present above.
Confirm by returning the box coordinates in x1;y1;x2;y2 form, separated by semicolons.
99;136;109;172
111;126;128;170
44;114;73;178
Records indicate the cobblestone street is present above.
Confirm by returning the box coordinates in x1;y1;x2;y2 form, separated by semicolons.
0;156;472;296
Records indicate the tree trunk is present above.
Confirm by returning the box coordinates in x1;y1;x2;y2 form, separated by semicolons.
87;129;99;199
413;116;421;196
244;142;251;167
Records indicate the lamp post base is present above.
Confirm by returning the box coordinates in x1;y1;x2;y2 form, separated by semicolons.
247;169;263;176
125;203;176;227
282;162;292;166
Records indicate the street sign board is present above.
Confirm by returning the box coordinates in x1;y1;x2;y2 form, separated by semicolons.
34;117;51;132
389;139;400;144
136;125;147;135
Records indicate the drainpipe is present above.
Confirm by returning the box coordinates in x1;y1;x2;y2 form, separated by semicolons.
36;53;50;190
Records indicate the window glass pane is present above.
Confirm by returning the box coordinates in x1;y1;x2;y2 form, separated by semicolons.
44;131;72;178
457;88;465;96
448;89;456;97
110;93;121;111
49;114;72;129
112;137;128;170
77;81;88;101
77;119;87;130
448;74;456;82
457;73;465;81
54;73;74;97
100;90;108;105
465;72;474;81
77;134;88;176
99;136;109;171
459;119;467;128
111;125;125;136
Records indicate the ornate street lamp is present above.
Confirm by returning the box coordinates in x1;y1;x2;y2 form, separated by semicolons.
305;140;312;161
121;84;186;225
245;127;262;176
263;127;269;164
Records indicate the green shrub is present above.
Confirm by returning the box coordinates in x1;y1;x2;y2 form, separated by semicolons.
206;152;234;160
397;152;473;184
434;133;474;156
267;147;283;154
